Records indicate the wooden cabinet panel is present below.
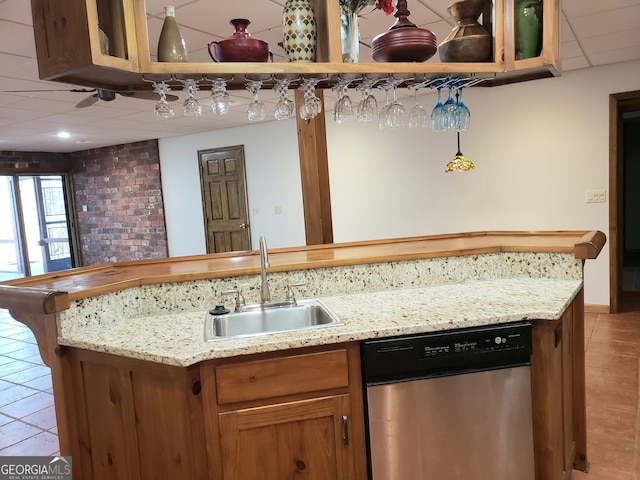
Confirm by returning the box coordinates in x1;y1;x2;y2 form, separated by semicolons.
67;350;208;480
81;361;142;480
530;291;587;480
219;395;354;480
216;349;350;404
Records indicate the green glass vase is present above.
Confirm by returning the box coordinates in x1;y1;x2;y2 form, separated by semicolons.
515;0;543;60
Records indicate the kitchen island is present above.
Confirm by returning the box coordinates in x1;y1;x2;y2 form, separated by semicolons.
0;231;605;480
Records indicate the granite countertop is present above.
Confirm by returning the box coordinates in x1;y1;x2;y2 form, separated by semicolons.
58;277;582;367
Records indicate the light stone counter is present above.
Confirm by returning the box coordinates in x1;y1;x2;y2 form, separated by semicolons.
58;277;582;367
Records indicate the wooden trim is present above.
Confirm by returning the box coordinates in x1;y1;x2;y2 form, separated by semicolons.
572;289;588;472
609;90;640;313
573;231;607;260
584;304;609;314
0;230;604;309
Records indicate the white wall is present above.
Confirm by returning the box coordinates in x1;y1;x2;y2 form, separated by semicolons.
160;60;640;307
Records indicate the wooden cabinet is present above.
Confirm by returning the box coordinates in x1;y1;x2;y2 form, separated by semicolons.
61;349;208;480
201;344;368;480
54;342;366;480
30;0;561;91
530;288;588;480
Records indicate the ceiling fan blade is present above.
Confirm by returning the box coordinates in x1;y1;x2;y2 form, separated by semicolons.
119;90;180;102
75;94;100;108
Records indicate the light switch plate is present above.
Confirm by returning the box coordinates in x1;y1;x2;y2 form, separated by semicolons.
585;190;606;203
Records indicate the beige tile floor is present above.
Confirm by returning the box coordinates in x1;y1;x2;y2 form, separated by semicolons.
0;306;639;477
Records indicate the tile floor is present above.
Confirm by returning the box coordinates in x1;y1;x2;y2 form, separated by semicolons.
0;306;639;477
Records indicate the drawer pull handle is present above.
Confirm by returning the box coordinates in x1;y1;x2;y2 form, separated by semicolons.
342;415;349;445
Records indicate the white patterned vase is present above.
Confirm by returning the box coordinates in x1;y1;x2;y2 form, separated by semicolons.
282;0;317;62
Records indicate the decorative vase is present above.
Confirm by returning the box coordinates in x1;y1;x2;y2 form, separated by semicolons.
282;0;317;62
515;0;543;60
439;0;492;62
157;5;188;62
371;0;437;63
341;11;360;63
207;19;272;62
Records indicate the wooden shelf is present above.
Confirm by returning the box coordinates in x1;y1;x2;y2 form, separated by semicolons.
30;0;561;91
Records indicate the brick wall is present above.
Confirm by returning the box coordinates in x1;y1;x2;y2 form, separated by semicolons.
72;140;168;265
0;151;71;172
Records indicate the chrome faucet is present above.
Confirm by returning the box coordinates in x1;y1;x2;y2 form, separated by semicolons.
259;236;271;304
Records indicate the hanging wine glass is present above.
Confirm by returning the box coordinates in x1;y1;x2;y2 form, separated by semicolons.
298;78;322;120
356;78;378;123
332;78;353;124
431;87;446;132
210;79;230;115
442;87;458;130
273;78;295;121
182;79;202;117
454;88;470;131
153;81;175;118
385;83;406;129
246;80;266;122
408;86;428;129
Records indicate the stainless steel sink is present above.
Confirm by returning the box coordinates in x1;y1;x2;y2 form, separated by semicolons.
204;299;343;339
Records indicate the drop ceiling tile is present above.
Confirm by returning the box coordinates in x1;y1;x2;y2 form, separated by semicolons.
569;5;640;39
0;20;36;57
562;0;640;19
561;19;576;42
580;29;640;55
562;40;585;59
588;45;640;66
0;0;33;25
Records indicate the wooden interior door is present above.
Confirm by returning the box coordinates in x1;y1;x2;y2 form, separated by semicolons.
198;146;251;253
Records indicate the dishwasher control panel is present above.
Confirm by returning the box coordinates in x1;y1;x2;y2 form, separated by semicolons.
361;322;532;385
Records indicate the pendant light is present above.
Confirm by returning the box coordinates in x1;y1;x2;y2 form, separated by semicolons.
445;131;475;172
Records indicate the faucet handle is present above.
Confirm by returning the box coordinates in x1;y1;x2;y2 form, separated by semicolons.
285;282;306;305
222;287;245;312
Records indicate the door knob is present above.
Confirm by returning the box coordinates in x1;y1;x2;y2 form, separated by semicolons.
239;223;247;229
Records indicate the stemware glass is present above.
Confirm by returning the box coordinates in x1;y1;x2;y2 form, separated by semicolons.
385;85;406;129
210;79;230;115
431;88;447;132
298;78;322;120
182;79;202;117
246;80;266;122
408;87;428;129
333;79;353;124
153;81;175;118
273;78;295;121
378;88;392;129
442;87;458;130
454;88;470;131
356;88;377;123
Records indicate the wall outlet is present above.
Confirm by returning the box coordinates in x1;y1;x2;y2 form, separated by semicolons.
251;207;259;215
585;190;606;203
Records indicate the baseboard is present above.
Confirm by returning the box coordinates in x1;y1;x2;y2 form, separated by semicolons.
585;304;610;314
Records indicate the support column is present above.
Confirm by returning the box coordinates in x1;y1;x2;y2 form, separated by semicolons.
294;89;333;245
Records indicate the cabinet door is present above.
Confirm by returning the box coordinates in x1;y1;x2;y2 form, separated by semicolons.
219;395;354;480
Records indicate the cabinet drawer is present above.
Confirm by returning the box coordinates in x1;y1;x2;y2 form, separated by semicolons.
216;349;349;405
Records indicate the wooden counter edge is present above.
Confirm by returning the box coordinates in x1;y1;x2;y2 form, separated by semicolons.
573;230;607;259
0;230;606;314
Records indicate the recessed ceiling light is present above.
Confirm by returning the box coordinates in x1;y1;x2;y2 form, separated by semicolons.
75;139;90;144
56;131;71;139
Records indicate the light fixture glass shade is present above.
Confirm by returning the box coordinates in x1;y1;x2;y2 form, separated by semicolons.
445;152;475;172
445;131;475;172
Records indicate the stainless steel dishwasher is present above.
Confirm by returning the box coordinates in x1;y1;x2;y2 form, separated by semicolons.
361;322;535;480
